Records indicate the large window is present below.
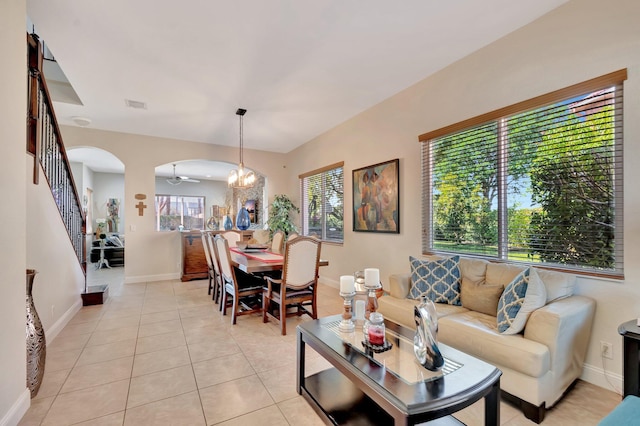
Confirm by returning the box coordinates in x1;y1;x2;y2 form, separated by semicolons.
420;70;626;277
300;162;344;242
155;195;205;231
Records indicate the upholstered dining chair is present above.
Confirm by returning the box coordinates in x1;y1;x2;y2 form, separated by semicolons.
271;230;285;254
213;235;263;324
286;233;299;242
221;230;242;247
201;231;216;297
263;236;322;335
205;232;223;305
252;229;271;245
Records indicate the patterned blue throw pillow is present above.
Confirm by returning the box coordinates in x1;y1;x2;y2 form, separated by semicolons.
497;268;547;334
408;256;461;305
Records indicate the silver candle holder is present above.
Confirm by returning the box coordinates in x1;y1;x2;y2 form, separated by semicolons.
338;290;356;332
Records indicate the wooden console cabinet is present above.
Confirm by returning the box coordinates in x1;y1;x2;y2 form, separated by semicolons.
180;230;253;281
181;231;208;282
619;319;640;397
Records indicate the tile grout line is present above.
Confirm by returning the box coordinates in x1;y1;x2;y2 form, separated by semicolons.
119;281;147;426
177;281;209;426
33;277;341;426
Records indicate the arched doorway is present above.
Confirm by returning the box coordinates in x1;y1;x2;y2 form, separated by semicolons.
154;160;267;232
67;147;125;285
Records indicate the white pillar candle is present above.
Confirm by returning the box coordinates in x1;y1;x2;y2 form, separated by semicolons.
354;300;365;320
340;275;355;294
364;268;380;287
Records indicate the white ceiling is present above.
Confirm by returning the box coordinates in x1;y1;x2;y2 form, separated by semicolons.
29;0;567;160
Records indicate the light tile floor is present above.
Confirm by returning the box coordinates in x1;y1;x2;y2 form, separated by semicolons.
19;267;620;425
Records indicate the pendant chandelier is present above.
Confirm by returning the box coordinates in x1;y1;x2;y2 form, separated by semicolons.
228;108;256;188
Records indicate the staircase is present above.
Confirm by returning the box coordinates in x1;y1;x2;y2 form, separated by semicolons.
26;33;86;278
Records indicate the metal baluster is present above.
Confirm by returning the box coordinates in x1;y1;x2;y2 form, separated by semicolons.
32;42;87;266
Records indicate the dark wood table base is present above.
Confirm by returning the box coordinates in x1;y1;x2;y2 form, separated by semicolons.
302;368;466;425
297;316;501;426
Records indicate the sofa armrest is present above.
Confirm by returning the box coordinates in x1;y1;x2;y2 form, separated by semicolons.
389;273;411;299
524;295;595;388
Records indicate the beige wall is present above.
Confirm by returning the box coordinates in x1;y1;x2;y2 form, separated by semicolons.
1;4;634;422
60;126;289;283
286;0;640;389
0;0;30;424
26;166;86;338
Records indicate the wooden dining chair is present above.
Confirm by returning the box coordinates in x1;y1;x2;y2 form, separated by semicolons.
287;233;299;242
205;232;223;306
221;230;242;247
213;235;264;324
201;231;216;297
263;236;322;335
271;230;285;254
252;229;271;245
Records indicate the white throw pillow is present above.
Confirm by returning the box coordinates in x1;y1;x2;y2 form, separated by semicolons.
534;268;576;304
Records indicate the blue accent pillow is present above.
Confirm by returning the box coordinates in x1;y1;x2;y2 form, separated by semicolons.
408;256;461;305
497;268;547;334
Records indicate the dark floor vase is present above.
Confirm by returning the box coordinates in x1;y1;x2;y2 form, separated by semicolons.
26;269;46;398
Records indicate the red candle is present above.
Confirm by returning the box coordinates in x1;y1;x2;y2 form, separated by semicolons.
368;328;385;345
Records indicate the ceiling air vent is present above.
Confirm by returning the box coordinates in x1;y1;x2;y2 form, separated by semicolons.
124;99;147;110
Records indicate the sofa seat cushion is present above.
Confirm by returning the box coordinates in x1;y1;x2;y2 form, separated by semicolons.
377;296;467;329
438;311;550;378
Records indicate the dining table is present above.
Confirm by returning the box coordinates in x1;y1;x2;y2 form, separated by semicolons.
229;247;329;274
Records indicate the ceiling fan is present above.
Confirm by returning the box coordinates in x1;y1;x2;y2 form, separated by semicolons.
166;164;200;185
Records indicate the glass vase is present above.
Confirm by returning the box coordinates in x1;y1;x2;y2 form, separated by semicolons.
223;215;233;230
236;207;251;231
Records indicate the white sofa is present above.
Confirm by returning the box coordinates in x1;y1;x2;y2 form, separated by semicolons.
377;257;595;424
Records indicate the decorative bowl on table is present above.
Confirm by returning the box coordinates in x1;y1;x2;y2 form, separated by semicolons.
236;243;268;252
244;244;268;252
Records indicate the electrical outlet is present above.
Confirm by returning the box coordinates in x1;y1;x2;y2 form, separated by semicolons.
601;341;613;359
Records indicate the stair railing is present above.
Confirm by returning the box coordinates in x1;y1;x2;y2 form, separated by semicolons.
27;33;87;273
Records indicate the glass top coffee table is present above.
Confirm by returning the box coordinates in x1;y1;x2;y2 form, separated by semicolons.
297;315;501;425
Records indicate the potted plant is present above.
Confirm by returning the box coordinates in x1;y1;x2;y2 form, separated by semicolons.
267;194;300;238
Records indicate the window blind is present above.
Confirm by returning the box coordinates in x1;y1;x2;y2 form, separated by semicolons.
300;162;344;242
421;70;625;278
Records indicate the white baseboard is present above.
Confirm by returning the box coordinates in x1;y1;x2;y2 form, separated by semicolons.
581;362;623;395
124;273;180;284
0;388;30;426
47;299;82;343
